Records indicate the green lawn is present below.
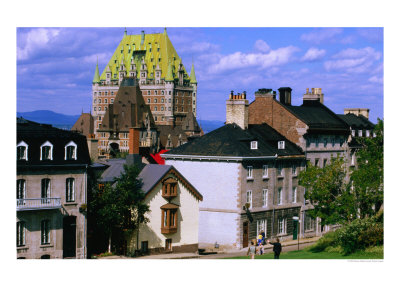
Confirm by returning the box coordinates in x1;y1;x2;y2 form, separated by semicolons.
225;246;383;259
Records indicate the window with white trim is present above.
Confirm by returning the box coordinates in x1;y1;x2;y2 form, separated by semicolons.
292;164;297;175
247;166;253;179
277;188;283;205
246;190;252;209
277;164;283;176
257;219;267;237
305;213;315;231
17;141;28;160
65;141;77;160
292;187;297;203
366;130;370;137
17;179;26;199
262;165;268;178
262;189;268;207
351;130;355;137
17;221;25;247
41;219;50;245
66;178;75;202
278;141;285;149
278;217;287;234
358;130;363;137
40;141;53;161
251;141;258;149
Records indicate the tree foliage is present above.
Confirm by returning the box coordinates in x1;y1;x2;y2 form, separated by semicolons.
299;156;357;226
350;119;383;217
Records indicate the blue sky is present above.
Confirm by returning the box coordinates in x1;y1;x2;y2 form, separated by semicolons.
17;27;383;123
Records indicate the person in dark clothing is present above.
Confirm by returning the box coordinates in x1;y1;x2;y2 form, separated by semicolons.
267;238;282;259
261;230;266;245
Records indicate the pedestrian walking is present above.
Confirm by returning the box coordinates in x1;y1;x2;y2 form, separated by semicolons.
261;230;265;245
267;238;282;259
247;241;256;259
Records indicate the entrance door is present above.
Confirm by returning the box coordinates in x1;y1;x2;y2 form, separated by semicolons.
243;222;249;248
63;216;76;258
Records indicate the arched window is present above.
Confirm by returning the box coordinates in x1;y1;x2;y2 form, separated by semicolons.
65;141;77;160
40;141;53;161
17;141;28;160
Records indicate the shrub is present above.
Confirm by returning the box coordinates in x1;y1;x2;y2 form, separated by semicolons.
309;231;339;252
336;217;383;255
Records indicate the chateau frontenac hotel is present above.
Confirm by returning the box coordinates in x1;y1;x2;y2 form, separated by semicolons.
89;28;200;156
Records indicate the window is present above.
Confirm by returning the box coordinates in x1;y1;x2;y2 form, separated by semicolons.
41;220;50;245
315;159;319;167
262;165;268;178
154;99;157;103
250;141;258;149
246;190;252;209
315;138;319;148
262;189;268;207
247;166;253;179
154;106;158;111
257;219;267;237
278;141;285;149
323;159;328;167
105;99;108;104
65;141;77;160
161;106;164;111
98;106;101;111
94;99;97;104
162;178;177;199
331;138;336;146
277;164;283;176
161;203;179;234
40;141;53;160
292;164;297;175
41;179;51;199
366;130;370;137
351;130;355;137
111;91;114;95
148;91;151;95
161;98;164;103
165;238;172;251
94;107;97;111
277;188;283;205
292;187;297;203
98;99;101;104
111;98;114;103
17;141;28;160
358;130;363;137
141;241;149;253
305;213;314;231
278;217;287;234
104;107;107;111
147;99;150;104
324;139;328;147
17;179;25;199
17;221;25;247
66;178;75;202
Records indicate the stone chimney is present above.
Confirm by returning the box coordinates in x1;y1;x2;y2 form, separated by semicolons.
278;87;292;105
344;108;370;120
226;91;249;130
254;88;276;101
129;127;140;155
303;87;324;104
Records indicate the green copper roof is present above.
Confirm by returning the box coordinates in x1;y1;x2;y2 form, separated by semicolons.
93;60;100;83
99;29;189;81
165;60;174;82
189;63;197;84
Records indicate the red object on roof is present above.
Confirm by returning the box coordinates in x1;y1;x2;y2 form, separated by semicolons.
150;149;169;165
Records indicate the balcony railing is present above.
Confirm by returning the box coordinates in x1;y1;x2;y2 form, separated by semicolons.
17;198;62;211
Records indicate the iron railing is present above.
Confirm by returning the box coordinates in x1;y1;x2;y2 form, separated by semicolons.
16;198;62;211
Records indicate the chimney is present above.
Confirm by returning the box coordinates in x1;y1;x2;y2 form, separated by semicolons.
254;88;276;101
303;87;324;104
129;127;140;154
226;91;249;130
278;87;292;105
344;108;370;120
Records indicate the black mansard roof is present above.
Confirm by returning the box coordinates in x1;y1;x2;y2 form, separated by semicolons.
164;123;304;158
336;113;375;130
17;117;91;167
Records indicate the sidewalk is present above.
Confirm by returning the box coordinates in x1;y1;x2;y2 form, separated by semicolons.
97;236;320;259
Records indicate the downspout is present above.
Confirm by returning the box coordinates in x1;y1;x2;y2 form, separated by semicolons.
83;164;87;259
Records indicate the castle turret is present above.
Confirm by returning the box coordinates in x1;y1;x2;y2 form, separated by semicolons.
92;60;100;84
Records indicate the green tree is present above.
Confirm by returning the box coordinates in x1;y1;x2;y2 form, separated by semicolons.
299;156;357;226
90;164;149;253
351;119;383;217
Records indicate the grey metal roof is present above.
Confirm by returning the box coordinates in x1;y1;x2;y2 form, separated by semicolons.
138;164;172;194
98;159;126;183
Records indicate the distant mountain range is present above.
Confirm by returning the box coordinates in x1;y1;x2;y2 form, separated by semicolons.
17;110;224;133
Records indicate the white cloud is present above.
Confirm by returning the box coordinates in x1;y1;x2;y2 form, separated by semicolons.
300;28;343;44
369;76;383;84
301;48;326;62
17;28;60;60
180;42;220;53
254;40;270;53
324;47;382;74
208;46;299;74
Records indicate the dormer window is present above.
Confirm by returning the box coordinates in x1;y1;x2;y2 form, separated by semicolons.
162;178;178;200
40;141;53;161
278;141;285;149
250;141;258;149
17;141;28;161
65;141;77;160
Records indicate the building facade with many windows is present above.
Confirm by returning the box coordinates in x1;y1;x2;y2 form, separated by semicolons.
17;118;91;259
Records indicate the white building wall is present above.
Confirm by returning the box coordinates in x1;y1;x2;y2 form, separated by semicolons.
165;160;241;246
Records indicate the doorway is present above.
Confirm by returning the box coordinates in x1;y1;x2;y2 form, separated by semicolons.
243;221;249;248
63;216;76;258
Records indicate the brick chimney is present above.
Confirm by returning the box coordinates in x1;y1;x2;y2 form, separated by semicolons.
129;127;140;154
226;91;249;130
278;87;292;105
344;108;370;120
303;88;324;104
254;88;276;101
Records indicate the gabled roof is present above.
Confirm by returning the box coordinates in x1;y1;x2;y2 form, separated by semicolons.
99;78;156;132
283;101;349;132
181;111;201;133
71;113;94;136
337;113;375;130
164;123;304;158
98;159;202;200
